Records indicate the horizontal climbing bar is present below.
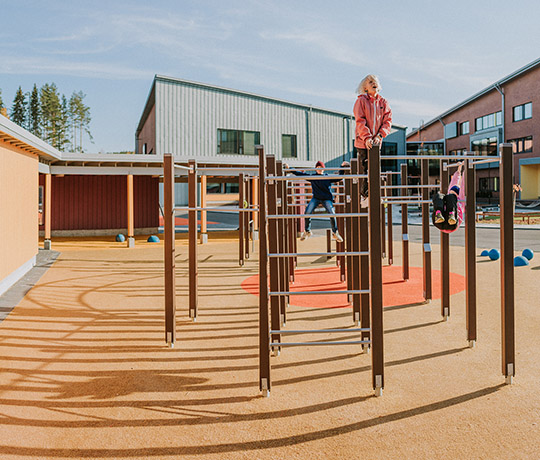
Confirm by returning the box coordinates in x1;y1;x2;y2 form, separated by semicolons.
269;289;369;296
266;174;367;181
382;184;440;189
270;340;371;347
380;154;501;161
270;328;370;334
268;251;369;258
380;199;432;205
174;206;259;213
267;212;368;219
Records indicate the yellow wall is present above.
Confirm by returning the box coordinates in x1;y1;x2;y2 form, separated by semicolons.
0;141;39;282
520;164;540;200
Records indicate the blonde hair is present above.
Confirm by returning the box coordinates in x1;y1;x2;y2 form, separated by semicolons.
357;74;382;94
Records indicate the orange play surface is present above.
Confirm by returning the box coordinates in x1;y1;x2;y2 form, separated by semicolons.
242;265;466;308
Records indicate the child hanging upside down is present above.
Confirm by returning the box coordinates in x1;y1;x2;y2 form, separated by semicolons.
432;162;465;233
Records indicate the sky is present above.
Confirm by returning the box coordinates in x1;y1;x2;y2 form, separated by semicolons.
1;0;540;153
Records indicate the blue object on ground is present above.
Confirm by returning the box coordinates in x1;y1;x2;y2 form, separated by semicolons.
116;234;125;242
522;248;534;260
488;248;500;261
514;255;529;267
480;249;489;257
147;235;160;243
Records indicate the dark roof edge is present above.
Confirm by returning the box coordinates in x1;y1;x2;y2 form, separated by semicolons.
407;56;540;137
135;79;156;135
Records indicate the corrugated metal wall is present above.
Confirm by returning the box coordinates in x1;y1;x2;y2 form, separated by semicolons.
154;78;354;164
39;175;159;230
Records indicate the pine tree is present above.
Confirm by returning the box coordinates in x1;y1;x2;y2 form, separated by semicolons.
69;91;93;152
40;83;63;149
0;88;4;109
11;86;27;127
28;84;41;137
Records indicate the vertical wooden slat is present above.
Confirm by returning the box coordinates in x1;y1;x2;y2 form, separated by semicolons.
359;158;370;346
381;176;386;259
44;173;52;249
276;161;287;325
500;144;515;383
200;174;207;243
258;146;271;395
127;174;134;248
421;159;432;301
369;145;384;395
239;173;245;266
387;201;393;265
401;163;409;281
163;154;176;346
465;160;476;344
351;159;361;325
440;163;450;319
188;159;198;321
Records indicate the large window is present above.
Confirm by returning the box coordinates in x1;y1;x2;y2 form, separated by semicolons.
460;121;469;135
217;129;260;155
508;136;533;154
471;136;498;156
513;102;532;122
475;111;502;132
282;134;297;158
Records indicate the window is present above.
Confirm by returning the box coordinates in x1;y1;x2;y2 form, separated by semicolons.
475;111;502;132
282;134;297;158
381;142;398;171
471;136;498;156
217;129;260;155
513;102;532;122
450;149;466;156
479;177;499;193
508;136;533;154
459;121;469;135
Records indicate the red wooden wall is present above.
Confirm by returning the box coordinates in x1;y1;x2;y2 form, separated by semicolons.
39;175;159;230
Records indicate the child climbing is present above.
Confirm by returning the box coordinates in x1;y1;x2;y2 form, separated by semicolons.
432;162;465;233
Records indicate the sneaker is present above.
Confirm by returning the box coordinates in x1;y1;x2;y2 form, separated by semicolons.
332;230;343;243
361;196;369;208
435;210;445;224
448;211;457;225
300;230;312;241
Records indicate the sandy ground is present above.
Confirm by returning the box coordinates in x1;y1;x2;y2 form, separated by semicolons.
0;233;539;460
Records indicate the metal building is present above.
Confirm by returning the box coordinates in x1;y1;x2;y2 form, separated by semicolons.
136;75;406;204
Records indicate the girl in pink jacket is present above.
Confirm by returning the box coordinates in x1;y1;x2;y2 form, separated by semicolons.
432;162;465;233
353;74;393;199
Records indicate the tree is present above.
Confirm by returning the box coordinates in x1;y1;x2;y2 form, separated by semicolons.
11;86;27;127
69;91;93;152
40;83;63;149
0;88;4;109
28;84;41;137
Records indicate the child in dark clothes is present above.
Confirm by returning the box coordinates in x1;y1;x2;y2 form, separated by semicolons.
432;162;465;233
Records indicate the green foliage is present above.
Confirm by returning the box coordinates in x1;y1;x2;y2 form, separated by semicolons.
11;86;27;127
28;84;40;137
0;88;4;109
68;91;93;152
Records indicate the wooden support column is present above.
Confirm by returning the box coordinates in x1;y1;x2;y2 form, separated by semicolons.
257;146;271;396
500;143;515;384
369;145;384;396
351;159;361;325
44;173;52;250
200;174;208;244
465;159;476;346
421;159;432;301
276;161;287;325
127;174;135;248
440;163;450;320
163;155;176;347
188;160;198;321
359;158;370;347
252;177;259;238
381;176;386;259
239;173;245;266
400;163;409;281
387;201;393;265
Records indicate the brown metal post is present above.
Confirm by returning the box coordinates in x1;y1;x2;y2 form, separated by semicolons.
440;163;450;320
245;177;251;259
359;158;370;345
387;202;393;265
163;154;176;347
188;159;198;321
421;159;432;301
369;145;384;395
336;178;346;280
200;174;208;244
44;173;52;250
326;229;332;259
500;143;515;383
401;163;409;281
239;173;245;266
465;160;476;345
276;161;287;325
257;146;271;396
267;155;282;349
345;171;353;303
287;183;296;282
381;176;386;259
127;174;135;248
351;159;361;325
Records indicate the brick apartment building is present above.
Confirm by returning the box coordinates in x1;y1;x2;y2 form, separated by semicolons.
407;57;540;202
